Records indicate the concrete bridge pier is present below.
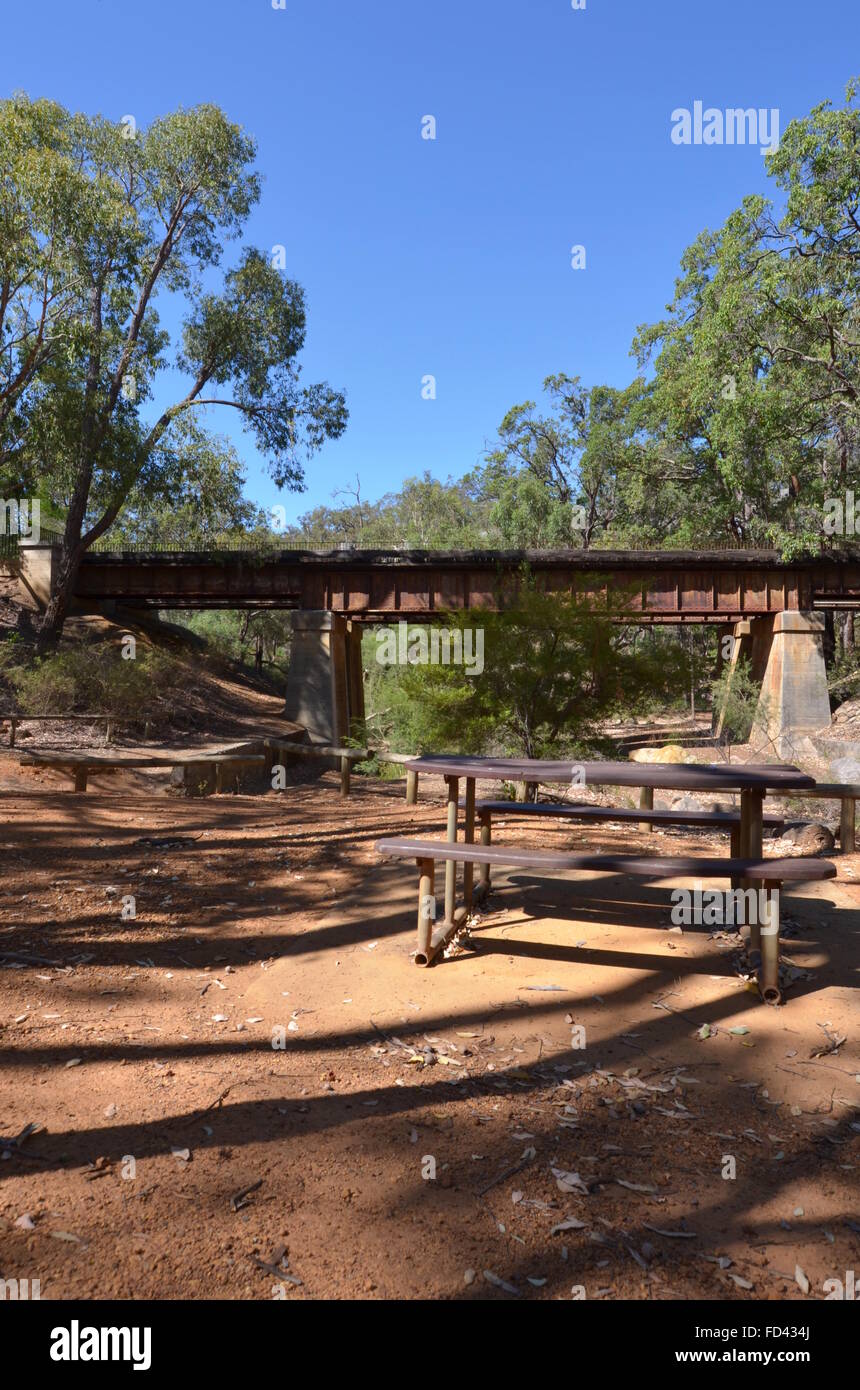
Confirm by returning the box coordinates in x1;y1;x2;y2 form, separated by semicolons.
283;611;365;745
752;611;832;758
714;611;831;756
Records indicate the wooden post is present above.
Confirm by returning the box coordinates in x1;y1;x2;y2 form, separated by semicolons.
406;768;418;805
8;718;17;748
748;791;764;861
479;810;492;892
730;823;741;890
215;761;226;795
739;788;752;859
73;767;88;794
638;785;654;833
840;797;856;853
515;780;526;802
340;754;351;798
444;775;459;925
463;777;476;909
416;858;435;964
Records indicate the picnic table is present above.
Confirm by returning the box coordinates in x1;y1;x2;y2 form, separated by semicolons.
402;755;816;926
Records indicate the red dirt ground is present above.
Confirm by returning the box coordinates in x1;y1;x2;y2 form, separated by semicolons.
0;765;857;1301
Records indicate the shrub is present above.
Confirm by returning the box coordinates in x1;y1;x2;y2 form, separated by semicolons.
2;641;188;722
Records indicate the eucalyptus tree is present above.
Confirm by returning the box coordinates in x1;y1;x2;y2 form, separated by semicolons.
632;77;860;555
0;96;347;642
482;374;647;549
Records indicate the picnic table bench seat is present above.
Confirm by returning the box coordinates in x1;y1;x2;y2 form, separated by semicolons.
374;835;836;1003
462;799;786;862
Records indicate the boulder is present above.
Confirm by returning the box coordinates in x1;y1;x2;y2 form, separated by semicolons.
629;744;689;765
778;822;835;856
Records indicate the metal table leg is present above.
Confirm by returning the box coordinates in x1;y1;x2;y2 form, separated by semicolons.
463;777;475;909
444;775;459;925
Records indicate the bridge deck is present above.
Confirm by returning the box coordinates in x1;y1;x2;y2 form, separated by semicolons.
38;544;860;618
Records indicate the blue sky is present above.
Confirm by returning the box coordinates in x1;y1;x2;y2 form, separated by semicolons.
3;0;858;525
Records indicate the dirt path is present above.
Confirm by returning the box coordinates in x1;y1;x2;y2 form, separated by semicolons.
0;773;857;1300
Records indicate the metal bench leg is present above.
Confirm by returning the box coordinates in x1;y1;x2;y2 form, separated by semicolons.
475;809;492;900
747;790;764;952
638;785;653;833
416;858;435;965
759;881;781;1005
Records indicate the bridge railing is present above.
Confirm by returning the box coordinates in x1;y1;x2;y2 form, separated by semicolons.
30;532;791;556
5;521;848;557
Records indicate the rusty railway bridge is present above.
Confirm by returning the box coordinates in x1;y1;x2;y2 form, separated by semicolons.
20;544;860;749
66;544;860;620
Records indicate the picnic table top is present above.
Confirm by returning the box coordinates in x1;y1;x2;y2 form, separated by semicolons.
403;756;816;792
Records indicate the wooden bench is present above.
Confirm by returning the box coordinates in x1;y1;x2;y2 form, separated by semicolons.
465;799;786;869
19;751;175;792
19;750;267;794
264;741;368;797
375;835;836;1003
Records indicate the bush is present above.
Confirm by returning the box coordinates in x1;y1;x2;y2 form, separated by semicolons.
1;640;188;722
362;574;694;759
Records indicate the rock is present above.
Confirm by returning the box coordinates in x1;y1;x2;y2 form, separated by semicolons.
778;822;835;855
670;794;705;812
829;754;860;784
629;744;689;765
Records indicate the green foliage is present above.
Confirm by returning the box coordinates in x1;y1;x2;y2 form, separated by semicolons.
363;576;694;759
481;374;648;548
162;608;291;676
109;420;266;547
631;77;860;554
0;95;348;639
710;656;770;751
0;640;187;721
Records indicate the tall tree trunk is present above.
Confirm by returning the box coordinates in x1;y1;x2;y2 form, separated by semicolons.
843;611;855;654
37;279;102;649
824;610;836;667
35;466;93;649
